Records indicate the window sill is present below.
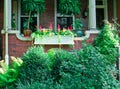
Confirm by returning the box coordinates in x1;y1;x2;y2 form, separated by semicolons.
74;30;99;40
1;30;32;41
1;30;99;42
16;33;32;41
1;30;20;34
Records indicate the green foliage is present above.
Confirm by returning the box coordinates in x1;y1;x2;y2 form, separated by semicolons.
12;13;16;30
73;18;83;30
48;48;77;82
18;46;50;83
31;28;74;39
22;0;45;29
9;46;120;89
0;57;23;88
22;0;45;15
58;0;81;15
94;24;119;64
77;45;120;89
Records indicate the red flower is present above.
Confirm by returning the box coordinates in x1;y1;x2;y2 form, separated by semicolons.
68;26;72;31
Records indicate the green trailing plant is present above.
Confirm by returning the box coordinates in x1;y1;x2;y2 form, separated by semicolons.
31;28;74;44
0;56;23;88
94;23;119;64
58;0;81;15
31;28;74;39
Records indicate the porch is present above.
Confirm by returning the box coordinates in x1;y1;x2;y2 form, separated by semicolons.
0;0;119;65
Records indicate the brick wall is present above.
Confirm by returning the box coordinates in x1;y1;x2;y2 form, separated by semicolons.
2;35;33;59
0;13;3;29
108;0;114;22
40;0;54;28
2;33;98;59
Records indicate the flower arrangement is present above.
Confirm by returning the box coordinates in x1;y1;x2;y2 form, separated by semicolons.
31;23;74;39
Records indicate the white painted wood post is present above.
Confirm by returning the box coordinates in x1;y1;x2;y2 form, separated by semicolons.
88;0;96;30
54;0;57;32
4;0;12;65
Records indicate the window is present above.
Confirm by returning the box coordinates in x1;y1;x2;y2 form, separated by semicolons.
18;0;39;35
57;15;73;30
0;0;3;12
96;0;108;29
56;0;74;30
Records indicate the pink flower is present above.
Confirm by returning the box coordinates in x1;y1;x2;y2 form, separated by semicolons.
39;25;42;31
49;23;53;30
58;24;61;32
68;27;69;30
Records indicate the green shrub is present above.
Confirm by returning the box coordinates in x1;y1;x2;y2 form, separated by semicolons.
12;46;120;89
48;48;77;82
77;45;120;89
18;46;50;83
94;24;119;64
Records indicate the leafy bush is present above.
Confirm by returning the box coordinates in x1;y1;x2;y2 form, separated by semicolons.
77;45;120;89
18;46;50;83
11;46;120;89
48;48;81;83
94;24;119;64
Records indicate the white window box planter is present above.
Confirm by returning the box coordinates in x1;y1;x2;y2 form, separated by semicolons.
34;35;74;45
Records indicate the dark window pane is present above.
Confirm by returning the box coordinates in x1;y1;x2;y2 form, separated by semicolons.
96;8;104;29
21;17;37;34
57;17;73;30
96;0;103;5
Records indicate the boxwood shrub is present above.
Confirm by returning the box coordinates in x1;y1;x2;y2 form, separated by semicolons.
9;45;120;89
